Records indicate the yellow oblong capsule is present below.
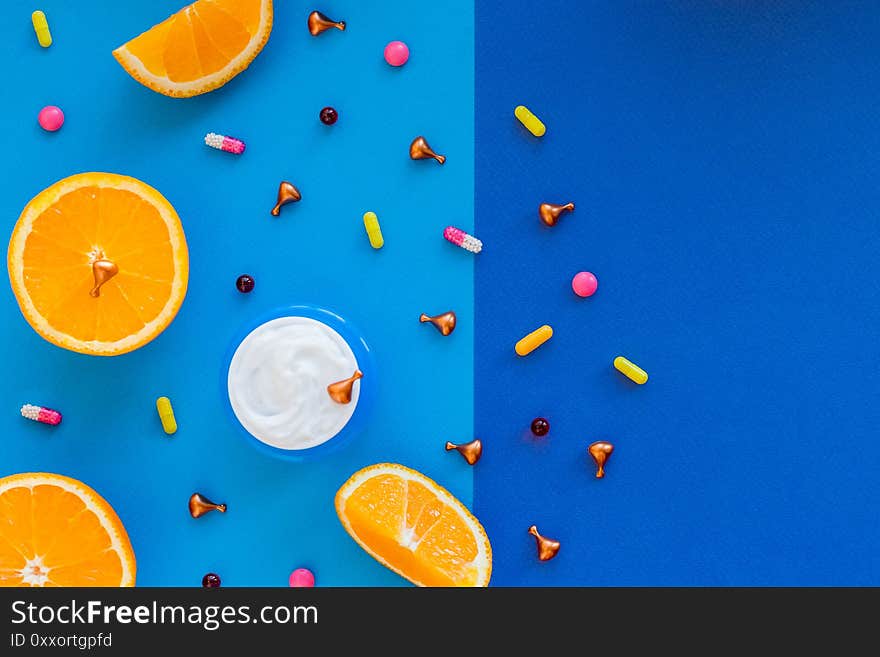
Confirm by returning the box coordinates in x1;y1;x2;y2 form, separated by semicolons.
363;211;384;249
515;325;553;356
156;396;177;434
614;356;648;384
514;105;546;137
32;11;52;48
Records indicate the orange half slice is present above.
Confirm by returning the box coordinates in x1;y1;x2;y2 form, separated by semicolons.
8;172;188;356
0;473;136;587
336;463;492;587
112;0;273;97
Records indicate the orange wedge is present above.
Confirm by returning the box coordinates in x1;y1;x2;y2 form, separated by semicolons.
336;463;492;587
8;172;189;356
112;0;273;97
0;473;136;587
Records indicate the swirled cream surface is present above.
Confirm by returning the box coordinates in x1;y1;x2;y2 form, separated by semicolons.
227;316;360;450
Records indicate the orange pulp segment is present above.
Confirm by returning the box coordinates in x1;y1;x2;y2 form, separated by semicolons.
112;0;273;97
0;473;136;587
336;463;492;587
8;172;188;356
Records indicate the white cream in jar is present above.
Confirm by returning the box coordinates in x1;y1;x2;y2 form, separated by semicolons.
227;316;360;450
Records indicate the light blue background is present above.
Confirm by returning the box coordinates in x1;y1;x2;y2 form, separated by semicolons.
1;0;474;586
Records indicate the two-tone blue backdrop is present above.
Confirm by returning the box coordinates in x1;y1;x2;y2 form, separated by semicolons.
3;0;879;586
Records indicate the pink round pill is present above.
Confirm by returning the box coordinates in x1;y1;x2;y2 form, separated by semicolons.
572;271;598;297
289;568;315;587
38;105;64;132
384;40;409;67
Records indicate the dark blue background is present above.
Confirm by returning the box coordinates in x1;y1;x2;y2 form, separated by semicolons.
475;0;880;585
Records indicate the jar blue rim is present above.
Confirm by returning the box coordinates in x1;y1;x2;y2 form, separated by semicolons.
221;305;374;462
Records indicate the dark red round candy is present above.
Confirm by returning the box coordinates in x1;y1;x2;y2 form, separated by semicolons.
530;417;550;437
236;274;255;293
319;107;338;125
202;573;221;588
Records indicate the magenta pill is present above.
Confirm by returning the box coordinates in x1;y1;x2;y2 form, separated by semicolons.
572;271;598;297
384;40;409;67
289;568;315;587
38;106;64;132
205;132;245;155
21;404;62;425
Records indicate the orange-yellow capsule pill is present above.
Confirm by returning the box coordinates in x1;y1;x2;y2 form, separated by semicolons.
363;211;384;249
32;11;52;48
514;105;546;137
156;396;177;434
614;356;648;384
515;325;553;356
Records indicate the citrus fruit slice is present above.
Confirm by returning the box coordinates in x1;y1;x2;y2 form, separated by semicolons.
112;0;273;97
335;463;492;587
8;172;189;356
0;473;136;587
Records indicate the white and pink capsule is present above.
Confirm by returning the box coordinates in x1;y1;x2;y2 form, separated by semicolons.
21;404;62;426
205;132;246;155
443;226;482;254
